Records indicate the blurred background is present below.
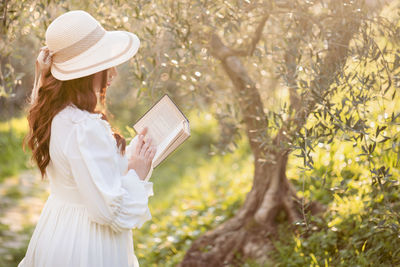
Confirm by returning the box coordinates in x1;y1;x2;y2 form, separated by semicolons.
1;0;400;266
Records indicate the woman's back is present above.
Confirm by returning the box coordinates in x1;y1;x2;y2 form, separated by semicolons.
20;10;156;266
18;105;154;267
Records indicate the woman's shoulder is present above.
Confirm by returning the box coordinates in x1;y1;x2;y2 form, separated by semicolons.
53;104;115;143
54;104;102;124
52;104;117;151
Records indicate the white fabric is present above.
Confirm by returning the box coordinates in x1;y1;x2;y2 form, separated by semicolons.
18;104;154;267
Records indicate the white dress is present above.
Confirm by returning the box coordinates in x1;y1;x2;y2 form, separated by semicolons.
18;104;154;267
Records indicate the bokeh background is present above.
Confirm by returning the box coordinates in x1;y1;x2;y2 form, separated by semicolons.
1;0;400;266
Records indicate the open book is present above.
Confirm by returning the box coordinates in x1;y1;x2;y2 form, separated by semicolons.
133;94;191;168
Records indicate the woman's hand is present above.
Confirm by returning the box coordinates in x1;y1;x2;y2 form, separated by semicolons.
128;127;157;180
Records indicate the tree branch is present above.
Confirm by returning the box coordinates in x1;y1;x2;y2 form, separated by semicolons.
284;36;302;113
211;12;270;59
207;11;273;156
285;1;365;135
209;32;268;157
232;12;270;57
1;0;8;34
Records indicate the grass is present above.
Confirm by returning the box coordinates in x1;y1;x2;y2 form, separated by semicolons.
0;104;398;266
0;117;31;182
133;117;253;266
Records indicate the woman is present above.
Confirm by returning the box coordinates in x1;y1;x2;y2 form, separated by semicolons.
18;10;156;267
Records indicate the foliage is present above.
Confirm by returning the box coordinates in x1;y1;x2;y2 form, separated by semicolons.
288;3;400;242
0;117;30;181
0;0;42;117
272;136;400;266
268;4;400;265
128;109;398;266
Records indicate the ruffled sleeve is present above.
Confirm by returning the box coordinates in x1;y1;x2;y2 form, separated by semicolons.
63;114;153;233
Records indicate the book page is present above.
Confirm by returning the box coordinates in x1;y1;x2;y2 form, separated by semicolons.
153;122;183;165
134;95;183;147
133;94;191;168
155;121;191;167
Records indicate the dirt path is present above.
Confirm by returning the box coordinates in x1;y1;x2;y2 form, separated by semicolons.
0;169;49;265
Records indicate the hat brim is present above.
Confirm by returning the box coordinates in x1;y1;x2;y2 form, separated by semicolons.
51;31;140;81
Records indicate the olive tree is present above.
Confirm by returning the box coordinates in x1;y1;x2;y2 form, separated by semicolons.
2;0;399;265
147;0;398;265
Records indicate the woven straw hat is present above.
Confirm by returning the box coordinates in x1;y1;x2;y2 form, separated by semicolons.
45;10;140;81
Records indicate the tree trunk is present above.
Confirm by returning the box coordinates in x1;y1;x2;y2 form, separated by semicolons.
180;143;306;266
179;40;306;266
180;1;366;266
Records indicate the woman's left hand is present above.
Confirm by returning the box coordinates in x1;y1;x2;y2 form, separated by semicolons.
127;127;157;180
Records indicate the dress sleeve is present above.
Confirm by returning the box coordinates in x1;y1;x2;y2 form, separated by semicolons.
63;115;153;233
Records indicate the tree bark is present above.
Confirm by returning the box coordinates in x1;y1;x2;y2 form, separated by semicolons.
180;2;365;266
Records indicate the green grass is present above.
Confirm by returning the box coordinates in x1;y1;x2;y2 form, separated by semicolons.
1;108;399;266
130;110;254;266
0;117;31;182
130;111;400;266
145;110;221;208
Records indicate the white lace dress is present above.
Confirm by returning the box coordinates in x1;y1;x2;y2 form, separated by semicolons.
18;104;154;267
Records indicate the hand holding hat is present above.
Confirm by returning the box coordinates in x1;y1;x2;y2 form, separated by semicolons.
30;10;141;104
31;46;53;105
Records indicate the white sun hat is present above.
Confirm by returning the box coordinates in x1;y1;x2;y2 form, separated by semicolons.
47;10;140;80
30;10;140;104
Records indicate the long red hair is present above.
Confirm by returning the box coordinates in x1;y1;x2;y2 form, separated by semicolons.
24;69;126;179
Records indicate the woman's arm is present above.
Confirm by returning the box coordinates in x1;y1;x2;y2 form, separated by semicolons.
63;116;153;233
